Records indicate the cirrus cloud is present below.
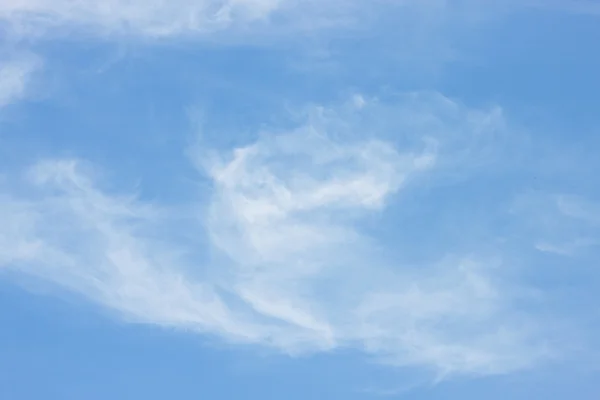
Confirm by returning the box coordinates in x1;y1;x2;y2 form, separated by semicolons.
0;93;558;378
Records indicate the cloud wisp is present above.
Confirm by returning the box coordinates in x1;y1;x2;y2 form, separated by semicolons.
0;0;281;37
0;53;41;109
0;0;369;40
5;0;595;42
0;94;559;378
512;192;600;257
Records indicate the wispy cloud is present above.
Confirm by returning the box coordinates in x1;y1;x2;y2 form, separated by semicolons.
0;0;366;39
5;0;592;42
0;93;557;378
513;192;600;258
556;195;600;226
0;54;41;109
1;0;276;37
535;239;599;257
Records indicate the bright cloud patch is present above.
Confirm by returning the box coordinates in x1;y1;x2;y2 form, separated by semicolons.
0;94;557;377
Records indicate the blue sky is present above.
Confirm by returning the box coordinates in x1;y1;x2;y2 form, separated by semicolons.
1;1;600;399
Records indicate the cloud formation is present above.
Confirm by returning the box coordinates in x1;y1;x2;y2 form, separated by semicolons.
2;0;598;44
0;94;557;377
513;192;600;257
0;0;361;39
0;54;41;109
0;0;273;35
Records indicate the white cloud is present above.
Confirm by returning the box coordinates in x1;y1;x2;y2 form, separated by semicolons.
0;94;553;377
513;192;600;257
535;238;599;256
0;0;347;39
556;195;600;226
1;159;269;341
0;54;41;108
1;0;596;44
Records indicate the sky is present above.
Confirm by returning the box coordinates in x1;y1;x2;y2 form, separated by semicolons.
1;0;600;399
